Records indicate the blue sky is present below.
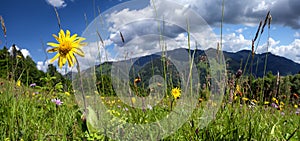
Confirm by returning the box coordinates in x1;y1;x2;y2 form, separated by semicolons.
0;0;299;72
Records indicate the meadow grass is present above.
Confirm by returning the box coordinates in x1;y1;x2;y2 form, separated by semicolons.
1;78;299;140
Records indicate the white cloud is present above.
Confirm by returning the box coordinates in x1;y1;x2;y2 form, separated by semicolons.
37;59;74;74
235;27;248;34
46;0;67;8
37;60;50;72
173;0;300;29
256;38;280;54
8;45;31;57
221;33;251;52
269;39;300;64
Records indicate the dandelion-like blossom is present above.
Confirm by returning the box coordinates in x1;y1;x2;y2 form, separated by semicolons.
171;87;181;99
16;80;21;87
47;29;86;68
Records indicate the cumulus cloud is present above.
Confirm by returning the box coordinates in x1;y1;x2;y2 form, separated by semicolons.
37;59;74;74
8;45;31;57
221;33;251;52
174;0;300;29
37;60;50;72
212;33;300;64
269;39;300;63
46;0;67;8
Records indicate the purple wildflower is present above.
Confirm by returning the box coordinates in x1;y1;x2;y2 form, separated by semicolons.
296;109;300;115
29;83;36;87
124;107;128;111
51;98;63;106
271;103;278;109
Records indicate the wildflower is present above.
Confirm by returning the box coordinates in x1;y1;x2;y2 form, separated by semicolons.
16;80;21;87
294;104;298;108
131;97;136;104
296;109;300;115
134;77;141;84
251;99;258;104
147;104;153;110
171;87;181;99
242;97;249;101
32;92;39;96
47;29;86;68
271;103;278;109
233;95;238;101
29;83;36;87
234;85;242;97
51;98;63;106
280;102;284;106
272;97;279;105
124;107;129;111
264;101;270;105
279;105;283;111
17;55;22;58
65;92;70;96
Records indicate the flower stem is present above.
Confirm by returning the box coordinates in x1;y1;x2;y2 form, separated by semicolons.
75;56;87;115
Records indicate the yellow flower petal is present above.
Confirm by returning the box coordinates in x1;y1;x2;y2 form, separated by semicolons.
73;48;85;57
49;53;60;63
66;54;74;67
59;29;65;39
66;30;70;38
47;42;60;47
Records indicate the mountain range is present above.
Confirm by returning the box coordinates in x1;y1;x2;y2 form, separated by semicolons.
69;48;300;80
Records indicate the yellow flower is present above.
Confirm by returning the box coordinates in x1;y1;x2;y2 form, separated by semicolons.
16;80;21;87
131;97;136;104
264;101;270;105
171;87;181;99
242;97;249;101
65;92;70;96
251;99;258;103
294;104;298;108
233;95;238;101
280;102;284;106
47;29;86;68
234;84;242;96
272;97;279;104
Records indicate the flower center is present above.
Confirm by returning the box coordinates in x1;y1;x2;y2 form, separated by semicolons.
59;40;72;55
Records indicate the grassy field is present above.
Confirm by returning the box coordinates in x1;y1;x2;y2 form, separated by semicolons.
0;78;299;140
